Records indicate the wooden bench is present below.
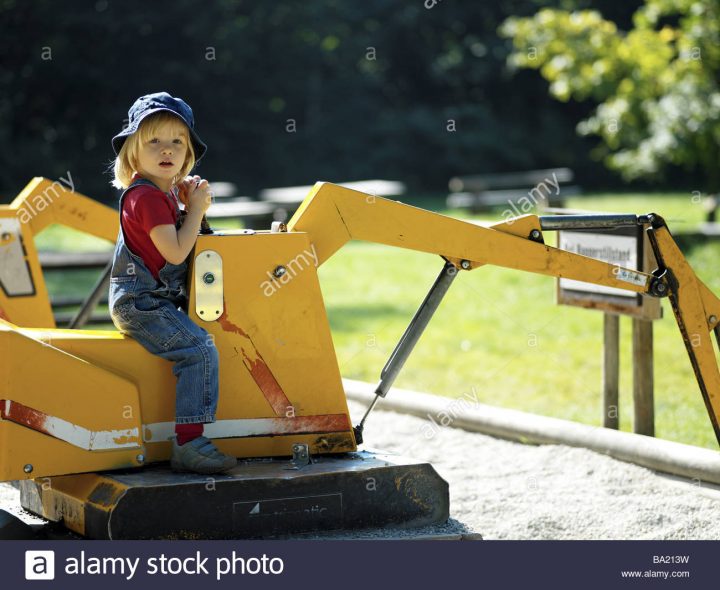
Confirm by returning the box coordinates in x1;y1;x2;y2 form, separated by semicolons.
202;181;286;229
206;198;284;228
447;168;580;213
209;179;406;228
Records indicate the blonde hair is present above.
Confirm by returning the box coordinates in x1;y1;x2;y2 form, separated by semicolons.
111;111;196;189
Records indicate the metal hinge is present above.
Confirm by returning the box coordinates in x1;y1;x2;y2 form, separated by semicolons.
284;443;311;470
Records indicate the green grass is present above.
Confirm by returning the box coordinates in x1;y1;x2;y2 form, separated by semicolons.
33;192;720;449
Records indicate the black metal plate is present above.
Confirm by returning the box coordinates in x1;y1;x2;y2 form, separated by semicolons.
90;451;448;539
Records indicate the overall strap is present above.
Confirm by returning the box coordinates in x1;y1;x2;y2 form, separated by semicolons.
119;177;162;207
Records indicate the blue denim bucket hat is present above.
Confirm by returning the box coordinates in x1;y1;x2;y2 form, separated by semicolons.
112;92;207;162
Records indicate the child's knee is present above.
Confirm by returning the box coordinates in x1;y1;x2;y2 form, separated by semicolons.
205;340;219;368
187;337;218;368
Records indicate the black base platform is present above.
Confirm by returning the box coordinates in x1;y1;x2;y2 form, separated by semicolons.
20;450;449;539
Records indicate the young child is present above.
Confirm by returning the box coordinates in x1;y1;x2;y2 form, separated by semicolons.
108;92;236;474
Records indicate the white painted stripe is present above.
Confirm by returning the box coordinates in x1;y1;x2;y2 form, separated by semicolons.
1;400;346;449
144;419;300;442
142;417;349;442
0;400;140;451
145;421;176;442
42;415;140;451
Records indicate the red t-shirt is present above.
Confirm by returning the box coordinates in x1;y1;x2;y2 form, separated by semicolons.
121;178;181;280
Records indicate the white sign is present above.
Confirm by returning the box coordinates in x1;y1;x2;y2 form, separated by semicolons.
559;231;638;298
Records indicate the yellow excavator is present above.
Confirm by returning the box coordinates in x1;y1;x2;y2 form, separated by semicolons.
1;177;719;539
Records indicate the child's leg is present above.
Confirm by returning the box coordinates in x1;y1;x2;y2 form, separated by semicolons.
112;299;235;474
159;313;219;426
112;298;219;424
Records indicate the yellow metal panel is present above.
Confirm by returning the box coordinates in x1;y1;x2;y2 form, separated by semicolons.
0;421;141;484
22;327;178;431
0;177;117;328
287;182;352;265
18;319;356;465
0;209;55;327
289;183;651;293
23;473;130;536
1;228;357;477
0;320;144;480
651;227;720;438
10;177;118;243
189;230;355;449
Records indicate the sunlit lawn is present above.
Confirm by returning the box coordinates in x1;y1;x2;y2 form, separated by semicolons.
34;191;720;449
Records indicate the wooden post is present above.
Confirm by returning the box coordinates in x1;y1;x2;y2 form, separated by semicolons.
603;313;620;429
632;318;654;436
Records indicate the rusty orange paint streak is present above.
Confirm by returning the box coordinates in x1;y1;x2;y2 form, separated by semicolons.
0;399;50;434
217;307;293;416
266;414;351;435
0;306;9;321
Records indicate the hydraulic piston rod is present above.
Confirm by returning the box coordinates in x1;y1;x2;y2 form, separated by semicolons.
538;214;650;231
354;261;460;443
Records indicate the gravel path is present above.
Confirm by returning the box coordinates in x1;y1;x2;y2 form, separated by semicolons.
346;400;720;540
3;400;720;540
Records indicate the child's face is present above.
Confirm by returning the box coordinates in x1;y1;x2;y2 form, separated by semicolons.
136;121;189;187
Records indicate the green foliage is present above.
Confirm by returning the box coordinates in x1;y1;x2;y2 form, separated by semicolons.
501;1;720;189
0;0;629;201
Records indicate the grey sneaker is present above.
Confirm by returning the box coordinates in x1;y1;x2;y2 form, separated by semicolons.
171;436;237;474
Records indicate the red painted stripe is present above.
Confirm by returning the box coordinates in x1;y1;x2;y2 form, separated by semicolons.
265;414;351;435
217;307;293;416
0;399;50;434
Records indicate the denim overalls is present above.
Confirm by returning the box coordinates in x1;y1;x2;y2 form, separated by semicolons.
109;177;219;425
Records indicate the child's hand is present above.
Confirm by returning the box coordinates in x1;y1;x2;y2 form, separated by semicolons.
176;177;193;208
185;175;213;215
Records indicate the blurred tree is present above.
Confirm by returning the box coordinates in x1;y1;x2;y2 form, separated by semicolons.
501;0;720;191
0;0;644;202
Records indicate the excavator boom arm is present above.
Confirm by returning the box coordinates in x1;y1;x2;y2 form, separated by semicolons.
288;183;720;445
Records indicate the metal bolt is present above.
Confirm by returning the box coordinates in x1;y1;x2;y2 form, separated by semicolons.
273;265;287;278
656;282;667;293
460;260;471;270
203;272;215;285
710;315;717;325
1;232;11;241
530;229;542;240
23;464;33;474
136;454;145;464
